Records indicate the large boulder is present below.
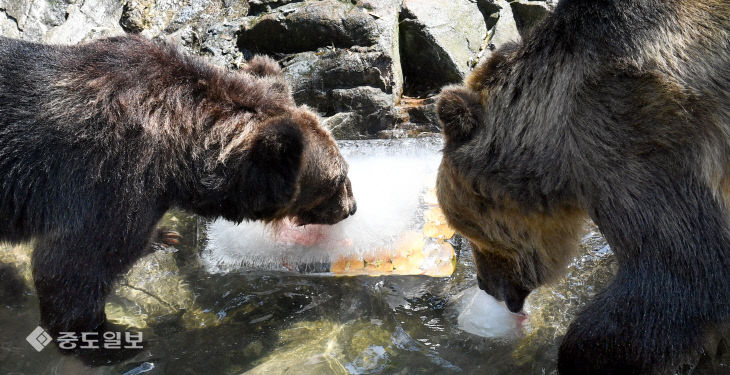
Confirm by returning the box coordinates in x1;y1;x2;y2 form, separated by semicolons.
399;0;486;97
281;47;399;136
238;1;378;54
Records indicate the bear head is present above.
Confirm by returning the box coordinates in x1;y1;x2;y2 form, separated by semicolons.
173;55;357;227
435;59;585;313
205;107;355;226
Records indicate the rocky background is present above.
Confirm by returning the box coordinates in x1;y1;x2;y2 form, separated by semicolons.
0;0;553;138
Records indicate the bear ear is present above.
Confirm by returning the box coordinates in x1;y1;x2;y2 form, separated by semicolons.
240;117;304;220
437;86;483;144
245;55;284;77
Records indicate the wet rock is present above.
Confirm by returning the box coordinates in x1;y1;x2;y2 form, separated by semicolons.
238;0;378;55
400;0;486;97
0;243;33;287
108;248;219;329
242;320;392;375
510;0;550;37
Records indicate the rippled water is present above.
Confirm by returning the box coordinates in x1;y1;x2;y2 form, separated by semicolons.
1;139;727;374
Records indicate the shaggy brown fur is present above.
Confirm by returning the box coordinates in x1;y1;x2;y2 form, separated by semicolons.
436;0;729;373
0;35;356;340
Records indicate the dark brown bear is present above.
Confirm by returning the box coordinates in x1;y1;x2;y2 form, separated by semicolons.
0;35;356;337
436;0;729;373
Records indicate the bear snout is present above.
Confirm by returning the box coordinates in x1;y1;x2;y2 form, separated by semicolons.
291;176;357;225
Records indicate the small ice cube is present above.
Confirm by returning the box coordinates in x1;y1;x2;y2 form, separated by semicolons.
456;286;524;338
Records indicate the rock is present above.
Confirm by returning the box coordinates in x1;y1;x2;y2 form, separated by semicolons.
0;243;33;287
43;0;125;44
323;112;361;140
329;87;398;135
400;0;486;97
397;96;440;135
283;47;396;97
121;0;248;37
108;246;220;330
242;320;392;375
510;0;550;37
198;19;249;68
119;0;157;33
362;0;403;101
119;0;248;69
0;10;21;39
282;49;400;138
0;0;124;43
476;0;521;66
0;0;66;41
237;0;379;55
248;0;303;16
476;0;502;29
267;0;402;139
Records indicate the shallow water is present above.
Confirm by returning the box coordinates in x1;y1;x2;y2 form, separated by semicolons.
1;138;728;375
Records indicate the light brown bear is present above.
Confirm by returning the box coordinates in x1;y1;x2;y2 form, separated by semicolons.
436;0;730;373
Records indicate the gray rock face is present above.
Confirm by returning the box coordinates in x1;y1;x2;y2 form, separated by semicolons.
0;0;124;43
238;1;378;54
400;0;486;97
282;47;397;106
476;0;522;66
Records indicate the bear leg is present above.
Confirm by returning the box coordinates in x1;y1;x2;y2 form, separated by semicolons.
31;227;155;336
558;267;713;374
